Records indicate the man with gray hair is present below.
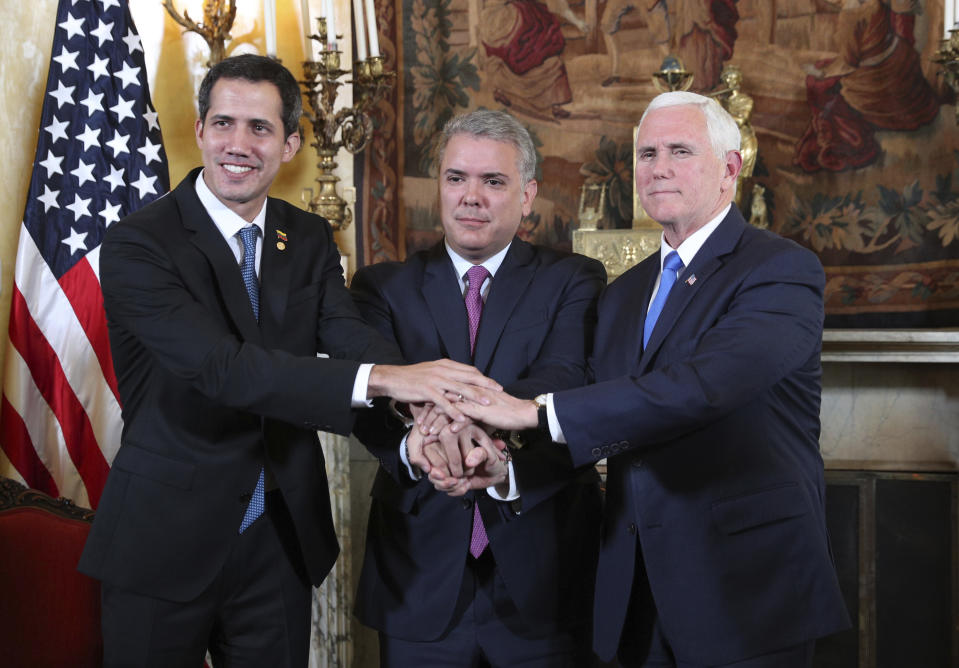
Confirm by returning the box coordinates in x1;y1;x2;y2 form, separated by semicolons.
350;109;606;666
447;93;851;666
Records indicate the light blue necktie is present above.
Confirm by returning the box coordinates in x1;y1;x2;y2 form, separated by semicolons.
643;251;684;349
237;225;264;534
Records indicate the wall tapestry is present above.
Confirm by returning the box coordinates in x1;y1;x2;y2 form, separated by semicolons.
363;0;959;327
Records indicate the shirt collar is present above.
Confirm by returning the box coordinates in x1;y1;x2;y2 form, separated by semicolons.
194;169;267;241
658;204;730;273
445;241;512;284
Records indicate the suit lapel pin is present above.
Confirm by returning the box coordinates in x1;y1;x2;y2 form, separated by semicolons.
276;229;288;251
685;274;697;286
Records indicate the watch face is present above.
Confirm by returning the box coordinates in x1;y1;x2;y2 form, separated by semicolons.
534;393;548;407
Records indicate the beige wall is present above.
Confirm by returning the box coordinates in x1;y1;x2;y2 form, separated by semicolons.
0;0;357;381
0;0;59;382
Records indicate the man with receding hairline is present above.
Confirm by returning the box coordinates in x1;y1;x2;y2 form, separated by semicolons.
451;92;851;667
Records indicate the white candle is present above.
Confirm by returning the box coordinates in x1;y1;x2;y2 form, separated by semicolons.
364;0;380;58
264;0;276;56
948;0;957;40
301;0;312;58
352;0;368;61
324;0;337;50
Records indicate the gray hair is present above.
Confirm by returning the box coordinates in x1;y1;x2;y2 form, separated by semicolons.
436;110;537;184
640;91;741;159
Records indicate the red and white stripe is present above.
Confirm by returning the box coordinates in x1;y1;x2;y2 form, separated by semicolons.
0;225;122;509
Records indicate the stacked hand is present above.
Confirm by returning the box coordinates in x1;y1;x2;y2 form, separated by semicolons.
407;388;542;497
367;359;502;422
368;360;540;496
406;404;509;497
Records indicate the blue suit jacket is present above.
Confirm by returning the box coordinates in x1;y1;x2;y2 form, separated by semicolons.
351;239;606;641
79;168;402;601
554;206;850;664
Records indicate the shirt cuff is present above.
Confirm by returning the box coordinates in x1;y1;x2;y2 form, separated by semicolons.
398;430;421;481
546;393;566;444
486;461;519;501
351;363;374;408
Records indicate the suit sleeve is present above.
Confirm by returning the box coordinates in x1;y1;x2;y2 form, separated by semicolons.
101;218;392;435
348;266;415;482
554;242;825;468
503;256;606;513
309;222;406;367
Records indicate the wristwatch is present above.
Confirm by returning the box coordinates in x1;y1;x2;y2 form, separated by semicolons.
533;394;549;432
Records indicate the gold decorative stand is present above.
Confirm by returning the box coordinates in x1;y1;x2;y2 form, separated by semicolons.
161;0;237;67
300;18;395;230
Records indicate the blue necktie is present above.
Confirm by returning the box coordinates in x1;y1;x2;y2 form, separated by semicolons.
237;225;264;534
643;251;684;349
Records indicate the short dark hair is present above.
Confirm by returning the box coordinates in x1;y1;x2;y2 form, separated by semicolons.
197;54;302;138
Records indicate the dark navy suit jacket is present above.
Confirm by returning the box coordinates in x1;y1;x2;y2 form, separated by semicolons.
554;206;850;664
351;239;605;641
79;168;402;601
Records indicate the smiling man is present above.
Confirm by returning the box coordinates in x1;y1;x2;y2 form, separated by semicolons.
448;93;851;667
350;110;606;667
79;55;501;666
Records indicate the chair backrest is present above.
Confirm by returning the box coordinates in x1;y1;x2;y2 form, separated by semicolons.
0;477;102;668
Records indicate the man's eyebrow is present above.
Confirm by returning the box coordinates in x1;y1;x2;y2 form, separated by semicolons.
443;168;510;181
637;141;694;152
209;113;275;127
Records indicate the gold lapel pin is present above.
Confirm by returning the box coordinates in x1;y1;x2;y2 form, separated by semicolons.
276;229;288;251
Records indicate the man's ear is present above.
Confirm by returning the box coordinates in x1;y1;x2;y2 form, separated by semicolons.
521;179;538;217
282;131;301;163
722;150;743;189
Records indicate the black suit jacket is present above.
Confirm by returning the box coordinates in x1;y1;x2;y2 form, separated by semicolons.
78;168;402;601
351;239;606;640
555;206;850;664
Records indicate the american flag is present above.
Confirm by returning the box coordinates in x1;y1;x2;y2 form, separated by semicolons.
0;0;169;509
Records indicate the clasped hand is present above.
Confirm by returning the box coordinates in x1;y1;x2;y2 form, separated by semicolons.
405;403;509;497
372;362;538;496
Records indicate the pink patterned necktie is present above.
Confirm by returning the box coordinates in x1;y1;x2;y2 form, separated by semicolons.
465;264;490;557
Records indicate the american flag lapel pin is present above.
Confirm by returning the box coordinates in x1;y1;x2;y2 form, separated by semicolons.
276;229;288;251
685;274;697;286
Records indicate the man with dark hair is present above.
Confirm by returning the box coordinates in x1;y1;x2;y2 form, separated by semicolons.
351;109;606;667
79;54;498;666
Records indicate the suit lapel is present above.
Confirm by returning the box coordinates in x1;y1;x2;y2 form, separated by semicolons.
259;200;292;332
641;206;747;365
176;170;262;344
422;244;472;363
472;240;536;373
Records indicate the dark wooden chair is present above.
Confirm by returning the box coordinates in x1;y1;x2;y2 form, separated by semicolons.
0;477;101;667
